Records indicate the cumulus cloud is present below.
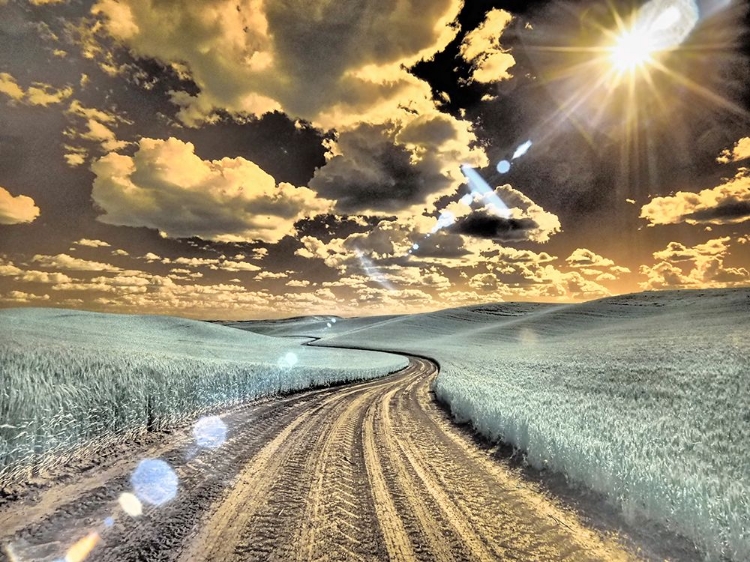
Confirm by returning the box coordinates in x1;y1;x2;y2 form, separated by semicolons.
1;291;50;303
717;137;750;163
459;9;516;83
566;248;614;268
352;286;435;311
640;169;750;226
296;215;457;269
0;186;40;224
565;248;630;280
74;238;111;248
468;263;610;301
309;114;485;215
91;0;461;127
640;237;749;289
64;100;130;164
0;72;72;106
256;271;287;280
32;253;122;272
90;0;490;225
0;259;69;286
220;260;260;272
451;185;561;243
0;258;23;277
91;137;333;243
16;270;74;284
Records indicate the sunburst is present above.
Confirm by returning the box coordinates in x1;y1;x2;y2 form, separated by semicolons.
516;0;747;172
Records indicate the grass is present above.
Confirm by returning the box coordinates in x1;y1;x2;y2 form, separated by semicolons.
0;308;407;487
313;288;750;561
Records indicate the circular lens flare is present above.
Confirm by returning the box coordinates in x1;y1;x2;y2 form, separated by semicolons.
193;416;227;449
131;459;178;506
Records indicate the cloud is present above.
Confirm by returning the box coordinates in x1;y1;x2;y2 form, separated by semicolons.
91;137;333;243
256;271;287;280
351;286;435;311
64;100;132;165
564;248;629;279
1;291;50;303
652;238;730;263
220;260;260;272
640;169;750;226
717;137;750;163
452;213;538;242
0;73;24;101
0;259;23;277
640;237;749;289
451;185;561;243
0;72;72;106
485;246;557;265
566;248;614;268
91;0;488;226
459;9;516;83
31;253;122;271
16;270;74;284
286;279;310;288
168;256;216;267
92;0;462;127
308;115;485;215
74;238;111;248
0;259;68;285
0;186;40;224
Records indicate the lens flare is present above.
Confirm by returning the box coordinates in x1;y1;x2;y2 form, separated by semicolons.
496;160;511;174
356;251;395;290
193;416;227;449
118;492;143;517
460;165;511;219
431;210;456;233
63;532;99;562
512;140;533;159
131;459;178;506
609;0;699;74
278;351;299;368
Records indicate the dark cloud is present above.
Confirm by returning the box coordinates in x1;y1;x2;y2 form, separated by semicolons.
294;214;384;244
451;211;538;241
685;201;750;223
308;123;454;214
179;113;330;188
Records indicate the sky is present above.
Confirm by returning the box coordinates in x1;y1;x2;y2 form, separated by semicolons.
0;0;749;319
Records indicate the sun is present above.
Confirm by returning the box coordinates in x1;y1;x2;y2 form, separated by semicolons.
609;28;657;73
607;2;694;76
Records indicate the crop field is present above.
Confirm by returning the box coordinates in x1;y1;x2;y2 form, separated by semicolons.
0;308;407;487
316;288;750;561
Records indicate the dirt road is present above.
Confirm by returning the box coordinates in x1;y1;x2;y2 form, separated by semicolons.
1;357;636;562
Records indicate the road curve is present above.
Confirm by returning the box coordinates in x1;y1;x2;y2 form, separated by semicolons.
1;357;636;562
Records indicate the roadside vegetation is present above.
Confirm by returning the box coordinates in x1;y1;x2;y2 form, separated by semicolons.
0;308;407;487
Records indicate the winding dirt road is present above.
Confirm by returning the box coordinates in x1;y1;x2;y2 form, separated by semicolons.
1;357;636;562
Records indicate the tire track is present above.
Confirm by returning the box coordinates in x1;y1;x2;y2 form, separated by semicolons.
2;356;641;562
